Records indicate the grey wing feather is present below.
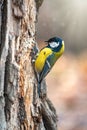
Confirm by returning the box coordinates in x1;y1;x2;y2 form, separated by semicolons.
39;53;54;83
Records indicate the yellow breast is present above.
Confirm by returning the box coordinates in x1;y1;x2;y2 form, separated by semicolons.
35;48;52;73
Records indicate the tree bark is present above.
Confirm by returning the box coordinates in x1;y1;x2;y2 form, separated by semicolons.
0;0;57;130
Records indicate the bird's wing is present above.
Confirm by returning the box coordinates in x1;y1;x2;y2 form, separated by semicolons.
39;53;54;83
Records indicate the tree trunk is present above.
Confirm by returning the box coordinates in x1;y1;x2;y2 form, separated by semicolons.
0;0;57;130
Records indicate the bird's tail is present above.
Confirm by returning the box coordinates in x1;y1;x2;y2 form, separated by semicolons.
38;82;41;97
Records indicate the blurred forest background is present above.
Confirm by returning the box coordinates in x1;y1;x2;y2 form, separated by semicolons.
36;0;87;130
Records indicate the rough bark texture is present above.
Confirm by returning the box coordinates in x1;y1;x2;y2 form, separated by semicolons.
0;0;57;130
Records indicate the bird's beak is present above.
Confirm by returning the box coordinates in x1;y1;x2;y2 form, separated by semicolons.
44;40;48;43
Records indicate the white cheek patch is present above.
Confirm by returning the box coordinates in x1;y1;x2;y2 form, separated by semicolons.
49;42;60;48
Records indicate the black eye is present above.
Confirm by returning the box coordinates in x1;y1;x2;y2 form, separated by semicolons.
44;52;46;55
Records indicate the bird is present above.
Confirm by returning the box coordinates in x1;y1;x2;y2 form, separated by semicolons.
35;37;65;96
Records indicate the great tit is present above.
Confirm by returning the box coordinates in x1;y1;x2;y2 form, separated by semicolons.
35;37;65;96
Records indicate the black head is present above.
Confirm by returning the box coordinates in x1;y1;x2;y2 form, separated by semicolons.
46;37;62;43
45;37;63;52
